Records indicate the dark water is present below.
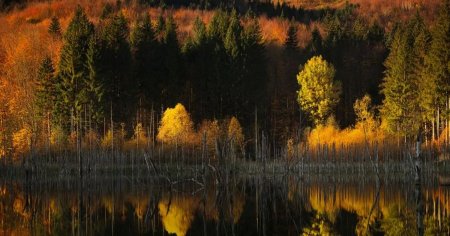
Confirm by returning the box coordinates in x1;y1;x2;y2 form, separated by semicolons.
1;175;449;236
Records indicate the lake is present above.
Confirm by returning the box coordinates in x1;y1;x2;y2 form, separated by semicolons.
0;173;449;236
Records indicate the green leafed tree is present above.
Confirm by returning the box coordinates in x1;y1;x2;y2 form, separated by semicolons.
297;55;341;125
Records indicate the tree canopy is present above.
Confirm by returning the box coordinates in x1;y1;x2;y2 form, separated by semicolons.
297;55;341;125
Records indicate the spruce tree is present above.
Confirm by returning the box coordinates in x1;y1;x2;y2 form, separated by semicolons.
161;15;181;105
284;22;298;51
309;27;322;56
412;18;433;125
131;14;158;103
100;12;132;121
55;6;94;128
183;17;213;119
427;0;449;108
48;16;61;39
240;17;267;119
36;56;56;117
224;10;242;59
380;17;424;137
85;36;105;124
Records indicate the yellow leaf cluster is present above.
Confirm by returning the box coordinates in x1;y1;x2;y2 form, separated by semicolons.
101;129;114;149
157;103;195;145
12;126;32;155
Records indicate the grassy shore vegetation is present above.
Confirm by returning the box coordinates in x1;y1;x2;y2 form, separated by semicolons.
0;0;448;170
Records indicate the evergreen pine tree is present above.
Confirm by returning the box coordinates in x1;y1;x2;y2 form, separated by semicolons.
240;17;267;120
55;6;94;128
284;21;298;51
161;15;181;105
380;16;425;137
309;27;322;56
36;56;56;117
100;3;114;19
156;14;165;36
48;16;61;39
427;0;450;108
100;12;132;121
131;14;158;103
224;10;242;59
85;36;105;124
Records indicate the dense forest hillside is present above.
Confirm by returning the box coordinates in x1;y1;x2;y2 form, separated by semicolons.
0;0;448;157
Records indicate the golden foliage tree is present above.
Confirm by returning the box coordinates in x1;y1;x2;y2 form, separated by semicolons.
227;116;244;150
354;94;377;132
12;126;32;156
297;55;341;125
157;103;195;145
197;119;220;150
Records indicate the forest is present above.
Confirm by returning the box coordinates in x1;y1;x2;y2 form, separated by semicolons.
0;0;448;162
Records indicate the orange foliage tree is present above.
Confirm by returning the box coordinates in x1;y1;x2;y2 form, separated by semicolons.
227;116;245;153
197;119;220;150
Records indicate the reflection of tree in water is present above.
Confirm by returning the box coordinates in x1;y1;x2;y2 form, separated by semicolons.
380;204;416;235
2;179;450;235
202;188;245;224
158;195;200;236
302;212;336;235
424;215;450;235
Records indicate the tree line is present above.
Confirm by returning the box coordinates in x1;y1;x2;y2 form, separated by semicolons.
2;0;449;158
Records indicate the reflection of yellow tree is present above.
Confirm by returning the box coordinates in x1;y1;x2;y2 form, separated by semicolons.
306;182;413;235
302;212;335;235
158;195;199;236
381;204;416;235
102;196;114;215
13;193;31;219
308;184;374;218
202;190;245;224
128;195;149;221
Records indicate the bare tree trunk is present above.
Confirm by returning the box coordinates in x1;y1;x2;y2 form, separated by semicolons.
432;118;435;142
110;101;114;158
437;107;440;140
255;106;258;161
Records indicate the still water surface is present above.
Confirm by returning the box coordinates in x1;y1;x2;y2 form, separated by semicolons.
1;175;449;235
